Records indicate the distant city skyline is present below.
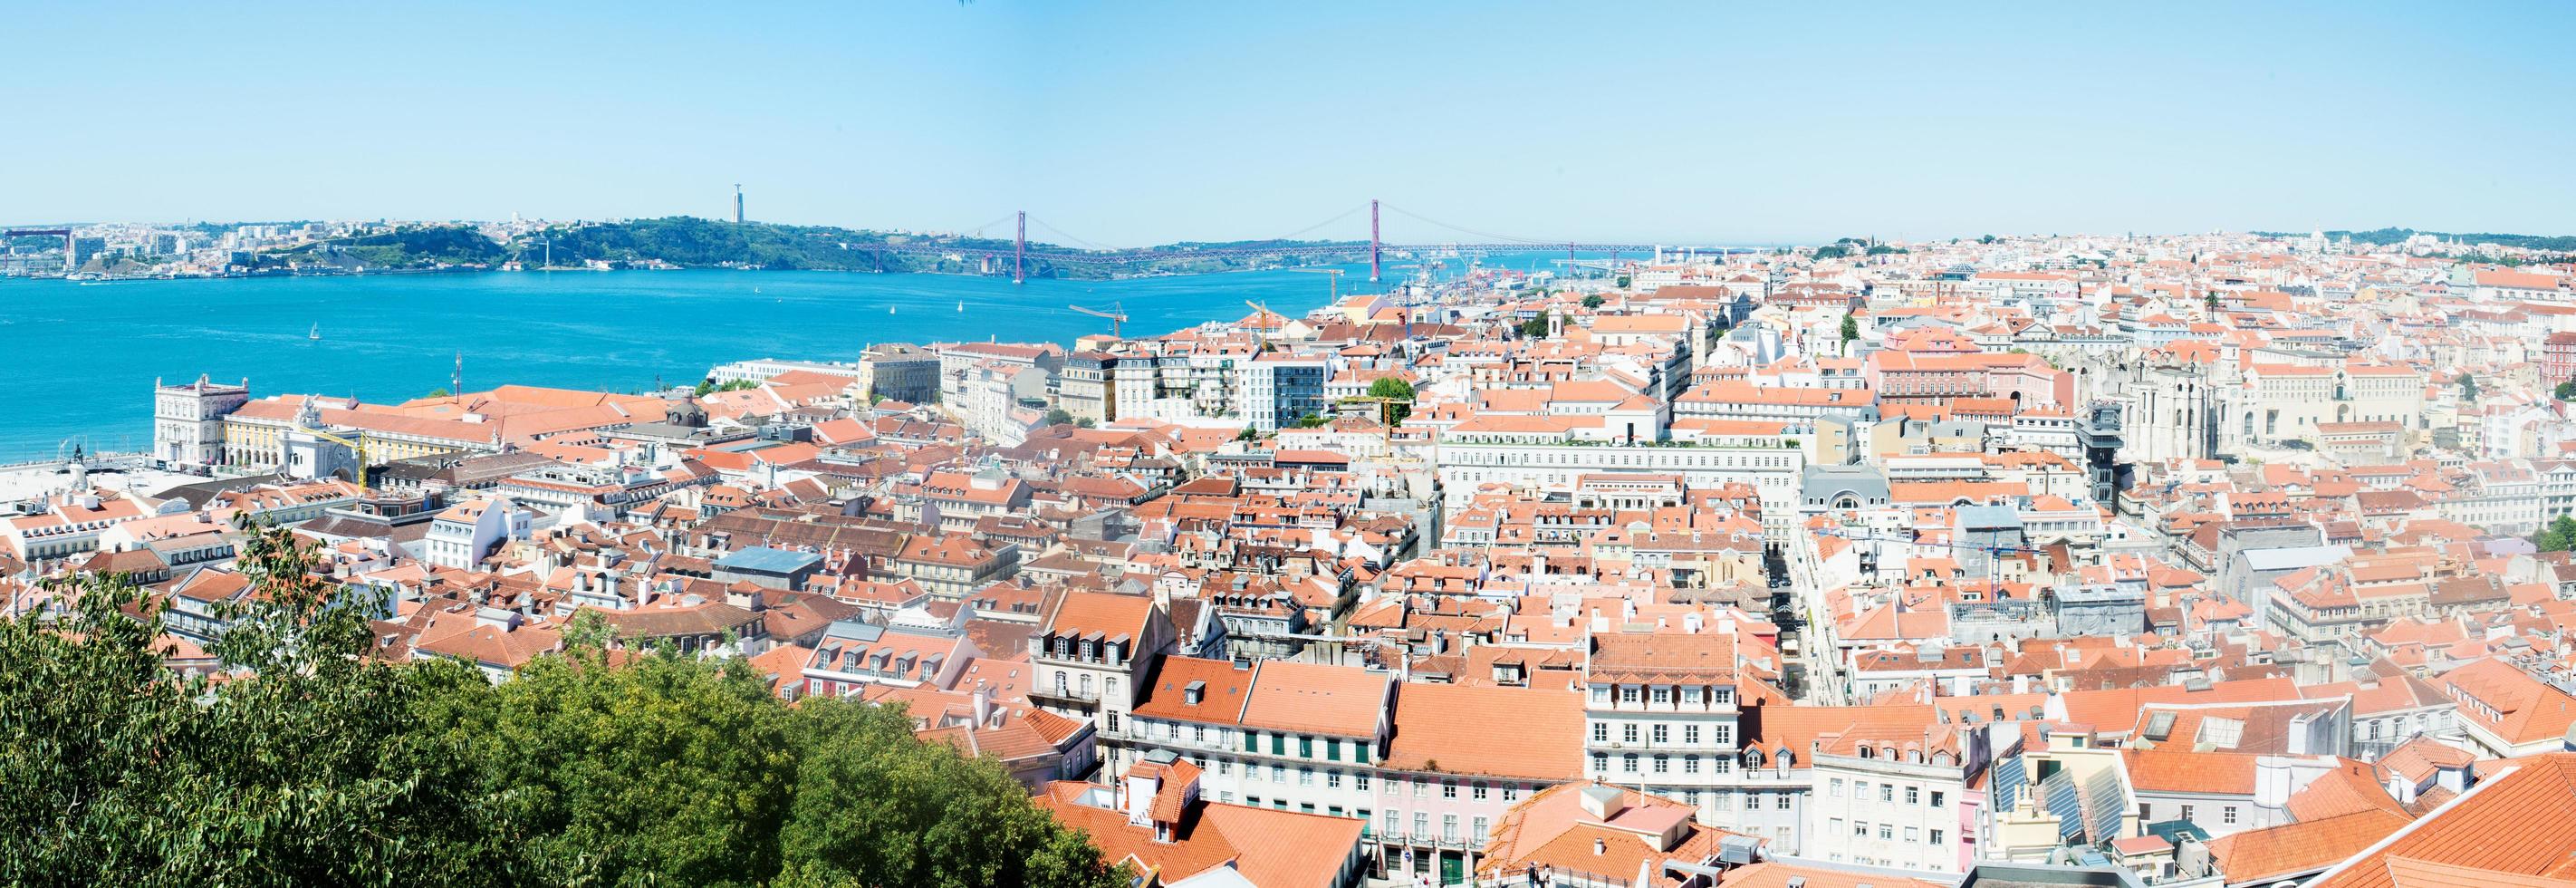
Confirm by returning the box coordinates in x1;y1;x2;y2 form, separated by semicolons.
5;2;2572;245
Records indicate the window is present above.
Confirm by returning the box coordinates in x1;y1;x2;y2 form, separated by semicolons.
1414;777;1429;797
1879;785;1894;803
1328;738;1343;761
1930;829;1945;845
1354;741;1370;764
2180;805;2195;822
2223;806;2238;825
1442;781;1457;799
1591;753;1610;773
1652;724;1669;745
1714;724;1733;746
1745;793;1760;810
1651;686;1670;705
1830;817;1844;835
1878;824;1892;840
1684;724;1700;745
1271;734;1285;756
1620;686;1639;704
1245;730;1260;752
1442;815;1459;843
1192;725;1206;744
1593;722;1610;743
1623;724;1639;744
1473;782;1488;801
1776;793;1792;810
1472;816;1489;844
1218;758;1232;776
1683;687;1702;704
1653;755;1669;774
1355;773;1370;792
1930;791;1946;807
1248;796;1262;807
1906;787;1919;805
1414;812;1428;837
1299;736;1313;758
1831;778;1844;797
1591;685;1610;703
1854;821;1867;837
1623;754;1639;773
1683;757;1700;775
1326;771;1341;789
1715;687;1734;705
1503;784;1521;802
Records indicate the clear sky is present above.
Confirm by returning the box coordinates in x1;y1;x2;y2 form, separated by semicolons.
5;2;2571;245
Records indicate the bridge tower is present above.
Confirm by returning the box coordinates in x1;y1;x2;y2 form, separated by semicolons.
1369;199;1381;284
1014;211;1025;285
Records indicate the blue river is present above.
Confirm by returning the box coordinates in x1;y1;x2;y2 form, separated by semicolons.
0;261;1518;461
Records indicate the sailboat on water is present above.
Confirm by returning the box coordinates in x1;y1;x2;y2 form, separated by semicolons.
956;301;965;313
308;323;321;342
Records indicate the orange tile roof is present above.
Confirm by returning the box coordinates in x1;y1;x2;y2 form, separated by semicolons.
2211;809;2411;884
1238;660;1390;738
2312;754;2576;888
1381;682;1583;780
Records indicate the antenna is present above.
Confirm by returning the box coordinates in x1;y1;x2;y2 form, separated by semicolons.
734;184;745;224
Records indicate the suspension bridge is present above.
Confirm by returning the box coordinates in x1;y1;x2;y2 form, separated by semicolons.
859;199;1744;284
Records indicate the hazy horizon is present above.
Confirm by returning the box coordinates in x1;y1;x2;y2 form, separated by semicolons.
5;2;2572;246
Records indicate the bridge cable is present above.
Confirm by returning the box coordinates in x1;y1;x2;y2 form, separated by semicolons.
1379;204;1561;246
1261;203;1370;243
1026;217;1124;253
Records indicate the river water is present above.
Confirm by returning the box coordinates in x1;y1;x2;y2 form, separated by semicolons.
0;265;1408;460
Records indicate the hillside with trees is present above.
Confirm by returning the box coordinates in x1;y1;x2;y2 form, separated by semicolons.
0;520;1127;888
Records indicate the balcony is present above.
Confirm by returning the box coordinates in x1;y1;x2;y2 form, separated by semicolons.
1026;685;1101;707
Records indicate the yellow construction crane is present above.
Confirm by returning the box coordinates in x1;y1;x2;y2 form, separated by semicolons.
1069;303;1128;337
291;421;375;487
1290;267;1345;302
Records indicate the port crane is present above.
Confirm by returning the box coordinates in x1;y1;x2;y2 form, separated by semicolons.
1069;303;1128;337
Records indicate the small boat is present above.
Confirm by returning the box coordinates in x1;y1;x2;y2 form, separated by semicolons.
888;305;898;315
308;323;321;341
956;301;965;313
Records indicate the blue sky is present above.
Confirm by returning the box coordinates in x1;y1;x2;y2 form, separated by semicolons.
4;2;2571;245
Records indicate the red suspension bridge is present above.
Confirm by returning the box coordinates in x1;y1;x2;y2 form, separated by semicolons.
864;200;1740;284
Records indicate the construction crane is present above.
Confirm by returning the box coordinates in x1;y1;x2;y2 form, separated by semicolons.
1069;303;1128;337
1290;267;1346;302
1242;298;1278;352
288;418;377;487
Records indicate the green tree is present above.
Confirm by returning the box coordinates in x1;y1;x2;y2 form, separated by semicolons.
2206;290;2221;314
778;699;1122;888
1812;245;1850;260
2534;515;2576;552
2555;379;2576;401
1840;313;1860;354
1582;294;1606;309
1043;407;1075;427
2456;372;2479;403
1368;376;1418;425
0;518;511;886
419;650;799;886
1519;313;1553;339
427;386;452;398
1237;425;1260;441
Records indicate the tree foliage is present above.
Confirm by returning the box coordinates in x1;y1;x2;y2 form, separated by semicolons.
2534;515;2576;553
1519;313;1554;339
0;524;1125;888
1368;376;1418;424
2456;372;2480;403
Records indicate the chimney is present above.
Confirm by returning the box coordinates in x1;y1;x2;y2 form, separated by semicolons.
1593;837;1607;855
971;680;995;727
